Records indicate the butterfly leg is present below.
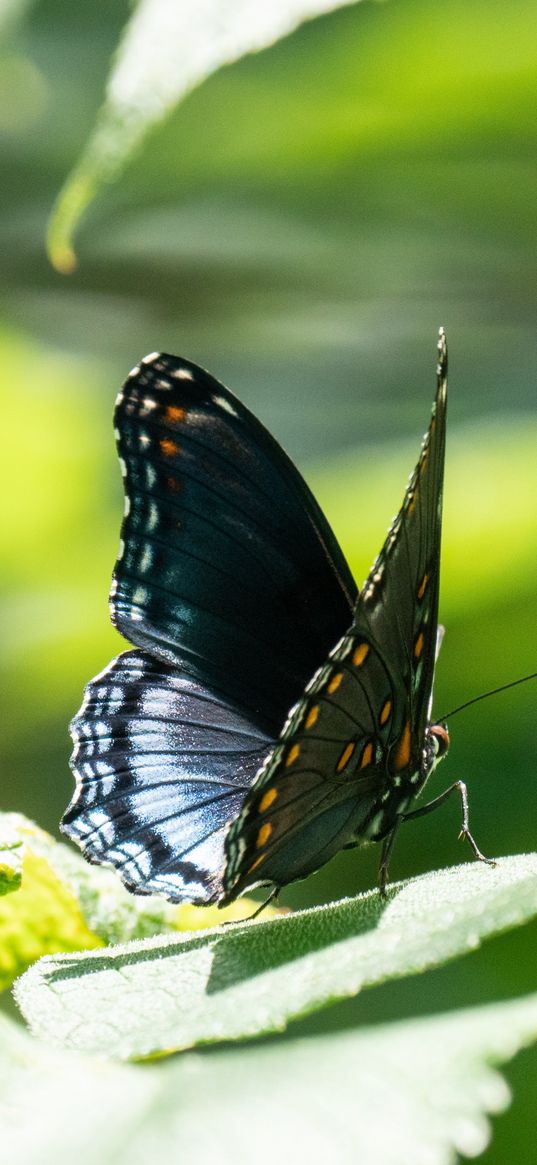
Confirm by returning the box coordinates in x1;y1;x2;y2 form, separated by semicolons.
401;780;496;866
378;821;401;896
219;887;280;927
248;887;281;920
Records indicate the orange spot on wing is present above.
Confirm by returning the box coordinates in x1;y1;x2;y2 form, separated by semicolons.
160;437;179;457
394;720;412;771
414;631;424;660
337;741;356;773
165;405;186;424
286;744;301;767
327;672;343;694
379;699;392;726
166;475;182;492
417;573;429;600
352;642;370;667
256;823;272;849
259;787;278;812
305;705;320;729
359;741;374;769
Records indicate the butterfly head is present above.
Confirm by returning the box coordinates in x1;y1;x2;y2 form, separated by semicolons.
424;722;450;776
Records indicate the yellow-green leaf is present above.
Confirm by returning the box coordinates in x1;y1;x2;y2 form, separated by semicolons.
0;817;102;991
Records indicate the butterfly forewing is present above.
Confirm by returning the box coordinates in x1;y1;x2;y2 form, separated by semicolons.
223;333;447;901
112;353;356;733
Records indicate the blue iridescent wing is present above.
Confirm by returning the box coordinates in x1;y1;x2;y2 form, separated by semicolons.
223;333;447;901
111;352;357;732
64;651;273;902
63;352;357;902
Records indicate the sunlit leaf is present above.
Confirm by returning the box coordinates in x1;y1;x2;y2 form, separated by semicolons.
15;853;537;1058
0;815;102;992
0;822;23;896
0;812;276;988
47;0;364;272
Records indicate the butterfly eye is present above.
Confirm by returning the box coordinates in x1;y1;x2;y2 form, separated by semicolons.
429;723;450;759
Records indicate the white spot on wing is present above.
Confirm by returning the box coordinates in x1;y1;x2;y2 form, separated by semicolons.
213;394;238;417
121;842;152;878
147;501;159;531
142;352;160;365
86;809;115;846
171;367;194;381
139;545;153;572
140;396;158;415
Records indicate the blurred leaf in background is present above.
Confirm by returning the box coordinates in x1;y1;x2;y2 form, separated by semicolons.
0;1;536;1160
5;994;537;1165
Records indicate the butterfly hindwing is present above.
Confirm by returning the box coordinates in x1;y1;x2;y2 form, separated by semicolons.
222;631;390;896
64;650;273;902
223;333;447;900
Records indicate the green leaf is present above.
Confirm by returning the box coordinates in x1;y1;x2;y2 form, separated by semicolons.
0;821;23;896
40;825;278;944
3;994;537;1163
0;813;275;989
15;853;537;1059
0;815;103;991
46;0;363;273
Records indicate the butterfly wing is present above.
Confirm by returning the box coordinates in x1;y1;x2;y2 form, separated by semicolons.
64;651;273;902
64;352;357;902
223;332;447;901
111;352;356;732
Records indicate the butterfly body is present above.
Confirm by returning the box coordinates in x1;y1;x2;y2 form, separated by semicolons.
64;333;462;905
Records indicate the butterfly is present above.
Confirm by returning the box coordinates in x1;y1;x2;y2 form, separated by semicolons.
63;329;490;905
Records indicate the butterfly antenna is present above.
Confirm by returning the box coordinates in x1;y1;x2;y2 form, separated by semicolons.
440;672;537;722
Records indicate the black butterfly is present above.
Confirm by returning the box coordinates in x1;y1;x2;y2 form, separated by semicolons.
63;330;490;904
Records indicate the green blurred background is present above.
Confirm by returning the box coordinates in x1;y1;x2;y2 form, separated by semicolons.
1;0;536;1158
